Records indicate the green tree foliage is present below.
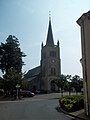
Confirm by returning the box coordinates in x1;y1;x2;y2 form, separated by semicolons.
54;74;83;94
71;75;83;93
0;35;26;74
0;77;3;89
54;75;66;89
3;68;27;95
54;74;67;96
66;75;72;95
0;35;27;95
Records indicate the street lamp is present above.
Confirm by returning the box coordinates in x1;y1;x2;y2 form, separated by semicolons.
16;84;20;99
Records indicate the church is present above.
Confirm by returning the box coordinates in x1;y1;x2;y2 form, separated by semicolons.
25;16;61;93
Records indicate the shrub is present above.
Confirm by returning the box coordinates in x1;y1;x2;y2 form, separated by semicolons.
59;95;84;112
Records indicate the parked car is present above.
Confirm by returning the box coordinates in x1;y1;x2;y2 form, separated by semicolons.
20;90;35;97
34;90;41;94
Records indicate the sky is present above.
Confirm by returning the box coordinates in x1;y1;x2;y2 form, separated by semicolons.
0;0;90;77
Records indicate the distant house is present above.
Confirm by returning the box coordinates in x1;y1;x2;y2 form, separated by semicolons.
25;16;61;93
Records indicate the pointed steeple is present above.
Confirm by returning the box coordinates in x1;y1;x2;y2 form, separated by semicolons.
46;13;54;46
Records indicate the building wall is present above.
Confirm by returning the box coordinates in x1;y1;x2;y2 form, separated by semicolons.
27;75;41;92
83;16;90;116
77;11;90;116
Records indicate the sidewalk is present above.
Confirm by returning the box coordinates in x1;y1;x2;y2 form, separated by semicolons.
57;107;90;120
70;109;90;120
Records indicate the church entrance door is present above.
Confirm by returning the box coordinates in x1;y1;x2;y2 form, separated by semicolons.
51;81;55;92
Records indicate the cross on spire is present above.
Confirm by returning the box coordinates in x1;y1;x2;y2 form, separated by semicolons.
49;11;51;21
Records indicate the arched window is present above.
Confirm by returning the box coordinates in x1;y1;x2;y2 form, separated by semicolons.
53;68;56;75
51;67;56;76
50;51;56;57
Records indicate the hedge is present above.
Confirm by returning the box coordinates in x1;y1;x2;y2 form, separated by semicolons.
59;95;84;112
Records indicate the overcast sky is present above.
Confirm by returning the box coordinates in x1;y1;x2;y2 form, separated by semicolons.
0;0;90;77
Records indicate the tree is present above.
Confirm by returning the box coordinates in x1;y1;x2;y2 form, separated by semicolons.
0;77;3;89
0;35;26;74
54;74;67;96
66;75;72;95
71;75;83;93
3;68;27;95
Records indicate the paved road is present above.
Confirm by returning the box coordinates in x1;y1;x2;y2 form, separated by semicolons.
0;93;74;120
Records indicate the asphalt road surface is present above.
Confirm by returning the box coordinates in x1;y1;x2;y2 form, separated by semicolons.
0;93;74;120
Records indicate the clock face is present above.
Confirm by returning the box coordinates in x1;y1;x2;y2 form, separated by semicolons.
52;59;55;63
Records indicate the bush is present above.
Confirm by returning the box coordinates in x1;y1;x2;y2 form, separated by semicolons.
59;95;84;112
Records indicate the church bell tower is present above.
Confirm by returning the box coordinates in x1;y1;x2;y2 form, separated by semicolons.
40;15;61;92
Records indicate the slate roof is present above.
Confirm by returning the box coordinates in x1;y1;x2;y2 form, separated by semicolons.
26;76;37;82
25;66;41;79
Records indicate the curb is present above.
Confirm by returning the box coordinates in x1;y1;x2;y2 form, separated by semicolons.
56;106;89;120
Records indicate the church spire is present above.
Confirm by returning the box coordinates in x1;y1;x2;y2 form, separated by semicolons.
46;12;54;46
